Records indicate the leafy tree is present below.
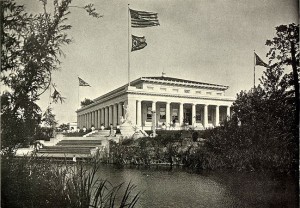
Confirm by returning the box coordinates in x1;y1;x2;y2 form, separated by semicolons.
81;98;94;107
1;0;101;153
198;24;299;173
265;23;299;135
58;123;69;131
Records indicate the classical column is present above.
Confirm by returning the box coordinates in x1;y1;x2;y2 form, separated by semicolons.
95;111;98;128
90;112;93;128
105;107;109;127
109;105;113;126
204;104;208;128
97;109;101;129
92;111;95;127
113;104;118;127
152;101;157;128
226;106;231;120
179;102;184;126
86;113;88;128
101;108;104;126
215;105;219;126
192;104;196;126
86;112;91;129
83;115;85;128
136;100;141;127
118;103;123;124
166;102;170;126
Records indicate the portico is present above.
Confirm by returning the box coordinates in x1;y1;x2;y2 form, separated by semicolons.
76;76;234;130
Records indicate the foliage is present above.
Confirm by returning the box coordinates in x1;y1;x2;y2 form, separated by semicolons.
42;106;58;127
184;24;299;174
265;23;299;69
1;156;139;208
58;123;70;131
81;98;95;107
35;126;55;141
1;0;101;152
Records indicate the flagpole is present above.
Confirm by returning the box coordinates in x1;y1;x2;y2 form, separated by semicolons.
128;4;131;86
254;50;256;88
77;76;80;109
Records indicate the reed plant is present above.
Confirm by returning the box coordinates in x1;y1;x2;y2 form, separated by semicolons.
1;155;140;208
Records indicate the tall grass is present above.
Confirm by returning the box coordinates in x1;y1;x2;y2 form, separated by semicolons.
1;155;139;208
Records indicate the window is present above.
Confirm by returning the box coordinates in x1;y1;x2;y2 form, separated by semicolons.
172;108;178;121
173;89;179;92
147;86;154;90
160;107;166;120
160;88;167;91
147;106;152;120
184;90;190;93
217;93;222;96
208;114;212;122
196;110;201;122
196;91;202;94
206;92;212;95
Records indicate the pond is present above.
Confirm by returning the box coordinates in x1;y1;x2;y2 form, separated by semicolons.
94;165;297;208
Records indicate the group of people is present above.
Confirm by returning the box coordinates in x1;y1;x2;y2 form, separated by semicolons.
109;124;121;137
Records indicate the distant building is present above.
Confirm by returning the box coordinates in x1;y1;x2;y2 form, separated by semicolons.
76;75;234;130
68;122;78;131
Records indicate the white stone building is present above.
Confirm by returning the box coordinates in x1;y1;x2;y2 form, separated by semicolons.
76;75;235;130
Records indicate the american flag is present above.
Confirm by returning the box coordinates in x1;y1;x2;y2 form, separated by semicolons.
78;77;91;87
130;9;160;28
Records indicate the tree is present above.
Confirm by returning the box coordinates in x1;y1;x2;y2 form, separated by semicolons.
1;0;101;153
81;98;94;107
265;23;299;135
199;24;299;173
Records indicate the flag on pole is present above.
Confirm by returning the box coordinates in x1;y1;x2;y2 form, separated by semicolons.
254;52;268;67
130;9;160;28
51;87;65;103
52;89;60;99
132;35;147;51
78;77;91;87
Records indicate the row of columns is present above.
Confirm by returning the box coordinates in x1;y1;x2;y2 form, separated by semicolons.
78;100;231;130
136;101;231;128
78;102;124;129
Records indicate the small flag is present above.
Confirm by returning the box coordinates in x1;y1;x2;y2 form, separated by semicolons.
254;53;268;67
52;89;60;99
78;77;91;87
132;35;147;51
130;9;160;28
51;87;65;103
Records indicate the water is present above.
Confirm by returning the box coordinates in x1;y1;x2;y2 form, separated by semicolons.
94;165;298;208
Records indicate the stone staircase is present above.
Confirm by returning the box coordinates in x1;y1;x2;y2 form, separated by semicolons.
86;130;111;137
36;138;103;160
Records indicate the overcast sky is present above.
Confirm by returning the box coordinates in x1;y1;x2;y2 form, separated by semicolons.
22;0;298;124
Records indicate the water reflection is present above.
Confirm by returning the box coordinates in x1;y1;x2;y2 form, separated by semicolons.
94;165;297;208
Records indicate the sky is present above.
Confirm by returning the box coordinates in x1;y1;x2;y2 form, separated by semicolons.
21;0;298;124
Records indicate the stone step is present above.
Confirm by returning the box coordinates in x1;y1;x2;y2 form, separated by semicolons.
35;153;91;159
87;130;111;137
57;140;102;145
39;149;91;154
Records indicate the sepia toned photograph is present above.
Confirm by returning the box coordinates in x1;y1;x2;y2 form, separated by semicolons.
1;0;299;207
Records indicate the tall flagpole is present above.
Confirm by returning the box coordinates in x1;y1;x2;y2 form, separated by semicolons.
77;76;80;109
254;50;256;88
128;4;131;86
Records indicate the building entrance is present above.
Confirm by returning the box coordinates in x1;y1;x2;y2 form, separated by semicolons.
184;108;192;125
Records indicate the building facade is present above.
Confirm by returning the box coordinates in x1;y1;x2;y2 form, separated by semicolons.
76;76;235;130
